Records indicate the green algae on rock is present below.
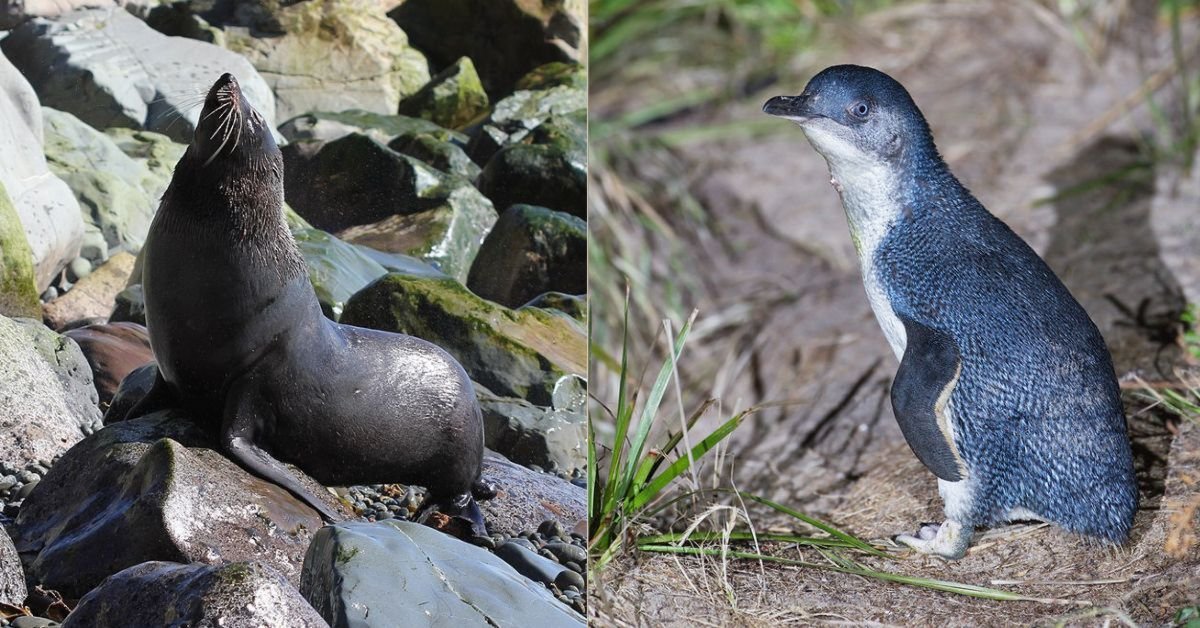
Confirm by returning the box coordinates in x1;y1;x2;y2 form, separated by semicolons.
397;56;490;130
341;273;586;405
466;204;585;308
0;181;40;318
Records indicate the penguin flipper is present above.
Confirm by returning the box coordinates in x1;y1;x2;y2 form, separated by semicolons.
891;314;965;482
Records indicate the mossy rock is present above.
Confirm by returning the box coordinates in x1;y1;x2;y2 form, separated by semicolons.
514;62;586;91
397;56;489;130
291;228;389;321
283;134;495;279
341;273;585;405
0;181;40;318
477;144;585;218
278;110;465;146
466;205;585;308
387;132;481;181
466;83;586;165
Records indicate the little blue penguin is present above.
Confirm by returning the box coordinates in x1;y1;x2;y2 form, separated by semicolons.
762;64;1138;559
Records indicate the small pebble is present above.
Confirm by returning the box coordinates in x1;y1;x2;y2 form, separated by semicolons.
0;476;16;491
12;617;58;628
16;482;38;499
67;257;93;282
545;542;586;565
40;287;58;302
554;569;585;591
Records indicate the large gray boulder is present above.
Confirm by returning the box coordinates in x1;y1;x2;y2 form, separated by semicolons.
14;412;338;598
1;7;275;143
62;561;329;628
0;527;24;607
466;204;585;308
0;50;83;291
42;108;161;256
340;273;586;405
389;0;585;98
0;314;100;482
478;379;586;477
216;0;430;122
301;519;584;628
283;135;495;282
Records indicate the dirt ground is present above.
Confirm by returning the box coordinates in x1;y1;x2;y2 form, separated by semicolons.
590;2;1200;626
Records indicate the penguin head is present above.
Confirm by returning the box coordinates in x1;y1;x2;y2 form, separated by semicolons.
763;65;939;172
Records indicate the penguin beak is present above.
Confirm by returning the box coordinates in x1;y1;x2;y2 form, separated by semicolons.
763;94;816;123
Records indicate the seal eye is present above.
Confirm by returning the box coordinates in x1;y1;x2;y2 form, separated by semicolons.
850;101;870;119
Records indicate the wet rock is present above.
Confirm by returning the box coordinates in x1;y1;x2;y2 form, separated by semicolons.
386;132;481;180
42;108;160;255
292;228;389;321
397;56;489;130
467;204;585;307
522;292;586;323
277;110;462;146
301;519;584;627
0;7;275;143
213;0;430;121
515;61;587;92
341;273;586;404
14;411;337;598
478;386;585;477
467;80;586;166
0;52;83;291
389;0;585;98
42;251;137;330
284;135;495;281
477;138;585;218
0;314;100;476
0;526;24;607
108;284;145;326
103;361;156;425
476;450;586;539
61;561;329;628
62;320;153;410
495;540;570;587
0;181;40;319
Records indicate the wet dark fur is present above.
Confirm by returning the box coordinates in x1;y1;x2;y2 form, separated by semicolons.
132;75;486;527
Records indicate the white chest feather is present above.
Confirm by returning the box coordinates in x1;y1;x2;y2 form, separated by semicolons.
802;125;908;359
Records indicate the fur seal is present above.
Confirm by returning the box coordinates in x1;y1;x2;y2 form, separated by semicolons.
764;65;1137;559
124;74;487;533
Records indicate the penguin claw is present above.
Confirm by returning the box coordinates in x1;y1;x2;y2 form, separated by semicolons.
894;519;972;560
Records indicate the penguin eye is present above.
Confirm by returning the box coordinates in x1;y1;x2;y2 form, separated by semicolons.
850;101;870;119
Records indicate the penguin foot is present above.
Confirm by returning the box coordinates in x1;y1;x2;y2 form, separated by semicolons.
895;519;972;559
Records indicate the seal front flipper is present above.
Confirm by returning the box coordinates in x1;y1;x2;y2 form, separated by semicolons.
891;314;965;482
221;380;340;523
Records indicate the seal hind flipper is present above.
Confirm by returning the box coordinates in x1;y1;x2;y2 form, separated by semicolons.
891;314;964;482
221;381;340;523
418;491;488;540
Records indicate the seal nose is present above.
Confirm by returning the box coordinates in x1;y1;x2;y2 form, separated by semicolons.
216;73;237;88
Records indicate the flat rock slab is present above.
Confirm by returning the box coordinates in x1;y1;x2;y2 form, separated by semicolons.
1;7;276;143
301;519;584;628
62;560;329;628
14;412;340;598
478;451;585;539
43;251;137;330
